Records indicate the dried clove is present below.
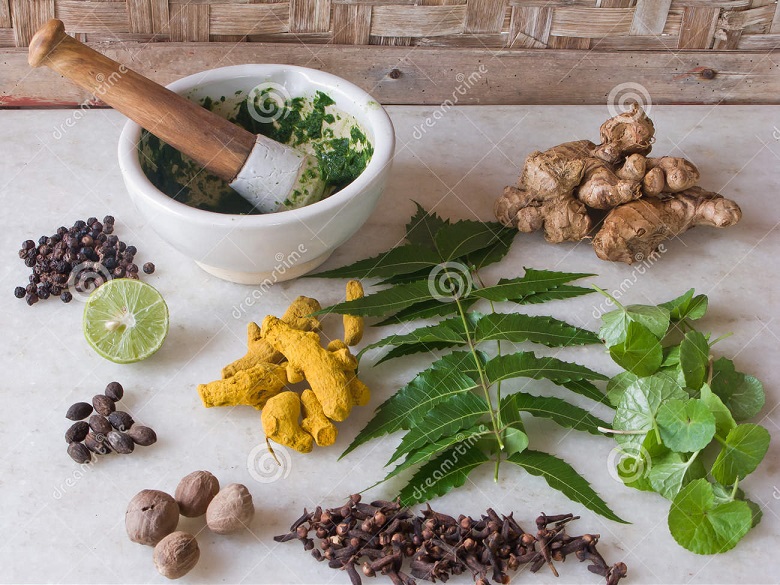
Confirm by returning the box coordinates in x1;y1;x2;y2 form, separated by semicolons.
276;496;627;585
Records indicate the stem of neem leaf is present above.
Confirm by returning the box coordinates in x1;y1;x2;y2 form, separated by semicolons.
453;286;504;454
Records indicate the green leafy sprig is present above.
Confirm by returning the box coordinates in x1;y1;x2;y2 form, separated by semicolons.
312;204;625;523
596;288;769;554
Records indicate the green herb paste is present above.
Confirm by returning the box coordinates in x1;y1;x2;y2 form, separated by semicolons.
139;90;373;215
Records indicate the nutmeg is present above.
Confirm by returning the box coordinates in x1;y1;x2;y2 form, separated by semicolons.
206;483;254;534
125;489;179;545
153;531;200;579
175;471;219;518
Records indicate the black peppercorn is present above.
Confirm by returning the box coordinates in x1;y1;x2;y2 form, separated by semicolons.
74;220;86;229
87;217;98;226
103;215;114;225
26;294;39;306
14;286;25;299
60;291;73;303
142;262;155;274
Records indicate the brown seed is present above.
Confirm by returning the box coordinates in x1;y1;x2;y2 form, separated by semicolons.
67;442;92;464
66;402;93;421
107;430;135;454
89;414;112;435
92;394;115;416
206;484;255;534
127;425;157;446
104;381;124;402
108;411;134;431
65;421;90;443
85;432;111;455
175;471;220;518
153;531;200;579
125;489;180;546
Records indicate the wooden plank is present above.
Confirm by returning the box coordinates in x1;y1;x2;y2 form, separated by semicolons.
127;0;169;35
678;6;719;48
332;4;371;44
630;0;672;35
55;1;130;34
0;27;13;47
370;5;466;36
772;3;780;33
11;0;54;46
169;2;209;42
737;33;780;49
416;33;507;47
0;0;10;28
464;0;506;33
548;35;590;49
290;0;331;33
5;44;777;106
209;3;290;36
550;7;634;38
508;6;551;48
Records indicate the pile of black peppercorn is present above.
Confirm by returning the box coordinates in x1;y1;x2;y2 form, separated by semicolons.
65;381;158;464
14;216;156;306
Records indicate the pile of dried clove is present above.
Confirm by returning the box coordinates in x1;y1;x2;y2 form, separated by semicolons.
275;495;627;585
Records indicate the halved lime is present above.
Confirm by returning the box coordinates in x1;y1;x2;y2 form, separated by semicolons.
83;279;169;364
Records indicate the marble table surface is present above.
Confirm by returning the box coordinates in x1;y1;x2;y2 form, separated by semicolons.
0;105;778;585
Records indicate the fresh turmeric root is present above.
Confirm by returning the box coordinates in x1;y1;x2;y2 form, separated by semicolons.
261;391;313;453
495;104;742;263
221;296;321;378
343;280;365;346
592;186;742;264
300;389;338;447
198;362;288;409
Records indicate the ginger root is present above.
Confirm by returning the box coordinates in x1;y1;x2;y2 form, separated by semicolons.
261;391;313;453
198;362;288;409
343;280;365;346
221;296;321;378
593;186;742;264
300;389;338;447
262;316;357;422
495;104;742;263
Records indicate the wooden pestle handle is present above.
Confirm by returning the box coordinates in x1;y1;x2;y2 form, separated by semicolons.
29;19;256;182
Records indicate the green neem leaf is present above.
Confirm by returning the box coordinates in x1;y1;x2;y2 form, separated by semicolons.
340;352;480;457
405;202;448;250
399;443;489;506
648;452;706;500
465;227;517;271
474;312;600;347
607;371;639;407
560;379;609;404
661;289;708;321
613;374;688;447
505;392;609;435
473;269;594;302
387;393;490;466
320;281;435;317
656;399;716;453
599;303;670;347
374;342;457;366
373;298;468;326
668;479;752;554
680;331;710;391
502;426;529;457
512;284;594;305
310;244;441;279
609;321;664;377
434;220;508;261
498;394;524;428
700;384;736;436
507;450;627;523
711;358;765;421
384;425;490;481
711;424;771;485
363;314;472;352
485;352;608;388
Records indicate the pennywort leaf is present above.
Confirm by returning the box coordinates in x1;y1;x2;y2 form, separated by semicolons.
613;374;687;447
656;398;716;453
599;301;670;347
609;321;663;377
647;452;706;500
711;358;765;421
711;424;771;485
680;331;710;391
507;450;627;523
700;383;737;436
660;289;708;321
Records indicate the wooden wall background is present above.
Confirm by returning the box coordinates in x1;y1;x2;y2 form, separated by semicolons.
1;0;779;105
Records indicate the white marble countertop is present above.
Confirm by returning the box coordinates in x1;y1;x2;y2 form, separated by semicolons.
0;105;778;585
